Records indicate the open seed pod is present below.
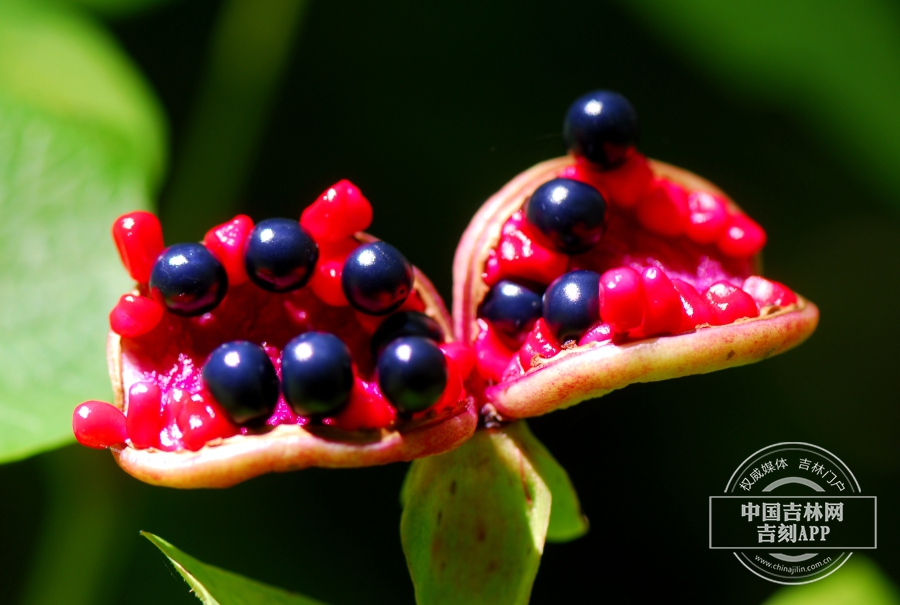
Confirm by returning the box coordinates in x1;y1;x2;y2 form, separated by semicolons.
454;91;818;419
73;181;476;488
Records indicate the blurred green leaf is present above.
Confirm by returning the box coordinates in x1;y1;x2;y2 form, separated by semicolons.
0;0;164;463
143;532;327;605
613;0;900;210
51;0;180;19
510;422;589;543
761;556;900;605
400;424;552;605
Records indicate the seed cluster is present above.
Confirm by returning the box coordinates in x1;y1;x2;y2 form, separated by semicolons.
474;90;796;383
89;180;466;452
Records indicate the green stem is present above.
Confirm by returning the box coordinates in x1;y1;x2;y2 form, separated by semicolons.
18;446;133;605
161;0;310;241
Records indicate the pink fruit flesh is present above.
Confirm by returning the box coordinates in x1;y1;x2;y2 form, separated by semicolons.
110;294;164;338
112;211;164;283
203;214;254;285
300;179;373;243
73;401;127;449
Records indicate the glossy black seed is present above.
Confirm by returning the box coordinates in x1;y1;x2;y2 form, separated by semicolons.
201;341;279;424
377;336;447;414
479;280;542;337
244;218;318;292
150;243;228;316
282;332;354;416
542;270;601;343
526;178;607;254
563;90;639;169
370;311;443;358
342;241;414;315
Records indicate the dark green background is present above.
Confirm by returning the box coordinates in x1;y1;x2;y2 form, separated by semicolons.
3;1;899;603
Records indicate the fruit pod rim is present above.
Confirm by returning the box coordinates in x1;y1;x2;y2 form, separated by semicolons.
487;295;818;418
452;156;819;417
107;232;475;487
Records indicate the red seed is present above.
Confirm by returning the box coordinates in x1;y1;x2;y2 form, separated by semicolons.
482;250;502;286
718;213;767;257
126;382;163;449
309;238;357;307
671;278;712;331
685;191;729;244
430;352;465;414
178;391;238;452
742;276;797;308
300;179;373;243
109;294;164;337
439;342;476;378
705;281;760;325
635;179;690;237
635;267;683;337
112;211;164;283
599;266;644;333
474;319;516;382
562;154;653;209
517;318;562;371
323;378;396;431
578;322;613;346
203;214;254;285
496;211;568;286
73;401;127;449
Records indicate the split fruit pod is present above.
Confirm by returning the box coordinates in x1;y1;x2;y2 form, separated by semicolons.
87;183;476;488
454;94;818;419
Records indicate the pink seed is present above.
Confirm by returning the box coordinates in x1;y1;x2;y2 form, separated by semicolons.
742;276;797;308
474;319;516;383
73;401;127;449
517;318;562;371
178;391;238;452
439;342;476;378
112;211;164;283
323;377;396;431
635;179;690;237
671;278;712;331
109;294;164;338
718;213;767;257
705;281;760;325
635;267;683;337
599;266;644;333
300;179;373;243
203;214;254;285
578;322;613;346
685;191;729;244
309;238;357;307
126;382;163;449
496;211;568;286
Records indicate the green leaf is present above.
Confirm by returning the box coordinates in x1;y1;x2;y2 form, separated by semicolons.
612;0;900;212
143;532;327;605
0;0;164;463
761;556;900;605
507;422;588;543
50;0;180;19
400;424;552;605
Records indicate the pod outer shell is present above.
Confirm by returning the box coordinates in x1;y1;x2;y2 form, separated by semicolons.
453;157;819;418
